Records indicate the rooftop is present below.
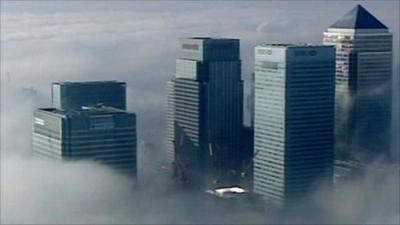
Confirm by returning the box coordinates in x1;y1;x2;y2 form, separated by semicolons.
258;43;332;48
261;43;293;47
53;80;124;85
190;37;212;40
185;37;238;41
329;4;387;29
39;105;127;116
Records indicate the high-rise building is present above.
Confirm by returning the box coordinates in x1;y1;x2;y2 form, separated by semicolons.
166;37;243;186
323;5;393;162
52;81;126;110
253;44;335;205
247;72;255;127
33;81;136;177
166;80;176;163
33;107;137;176
240;72;255;189
239;126;254;189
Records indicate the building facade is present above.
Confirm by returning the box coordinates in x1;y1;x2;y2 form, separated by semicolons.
52;81;126;110
247;72;255;127
33;81;136;177
323;5;393;162
166;80;176;163
166;37;244;186
253;44;335;205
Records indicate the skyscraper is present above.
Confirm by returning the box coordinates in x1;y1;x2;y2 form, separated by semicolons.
247;72;255;127
253;44;335;205
166;37;243;186
32;81;137;177
52;81;126;110
323;5;393;162
166;80;176;163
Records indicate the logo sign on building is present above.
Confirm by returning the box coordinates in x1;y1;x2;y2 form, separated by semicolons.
182;43;199;50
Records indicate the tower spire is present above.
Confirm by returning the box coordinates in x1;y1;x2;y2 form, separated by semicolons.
329;4;387;29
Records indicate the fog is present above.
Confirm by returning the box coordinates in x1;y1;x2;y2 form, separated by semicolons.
1;2;399;224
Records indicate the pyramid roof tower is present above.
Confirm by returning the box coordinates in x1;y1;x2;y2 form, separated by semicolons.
330;4;387;29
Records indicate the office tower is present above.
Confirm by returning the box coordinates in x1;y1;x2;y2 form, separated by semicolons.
247;72;255;127
33;82;136;177
52;81;126;110
166;37;243;186
253;44;335;205
239;126;254;189
323;5;393;161
240;73;255;188
166;80;176;163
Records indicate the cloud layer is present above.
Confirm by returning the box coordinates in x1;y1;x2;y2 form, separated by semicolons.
1;3;399;224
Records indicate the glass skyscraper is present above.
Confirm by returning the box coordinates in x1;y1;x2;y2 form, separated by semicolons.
247;72;255;127
32;81;137;177
166;37;243;186
253;44;335;205
323;5;393;162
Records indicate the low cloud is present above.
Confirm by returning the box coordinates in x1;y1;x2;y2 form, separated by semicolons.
1;4;399;224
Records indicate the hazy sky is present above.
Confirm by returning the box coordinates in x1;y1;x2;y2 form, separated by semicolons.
1;1;399;224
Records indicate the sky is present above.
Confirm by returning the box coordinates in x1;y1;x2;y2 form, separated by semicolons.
1;1;399;224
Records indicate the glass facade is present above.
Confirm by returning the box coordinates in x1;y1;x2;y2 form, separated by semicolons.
33;81;136;177
52;81;126;110
166;38;243;186
323;11;393;161
32;107;137;177
253;44;335;205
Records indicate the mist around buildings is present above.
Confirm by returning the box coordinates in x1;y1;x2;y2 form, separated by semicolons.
1;1;399;224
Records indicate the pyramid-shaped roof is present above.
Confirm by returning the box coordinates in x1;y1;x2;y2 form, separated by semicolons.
330;5;387;29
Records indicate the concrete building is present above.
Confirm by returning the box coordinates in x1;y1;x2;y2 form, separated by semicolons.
52;81;126;110
323;5;393;162
166;37;244;187
253;44;335;205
